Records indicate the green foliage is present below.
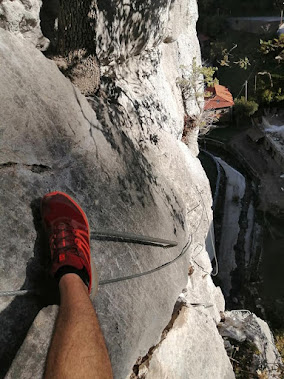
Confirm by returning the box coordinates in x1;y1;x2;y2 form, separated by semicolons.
201;22;284;107
198;2;284;110
255;36;284;104
218;44;237;67
209;41;251;72
176;59;219;134
275;330;284;362
204;30;261;99
260;35;284;58
201;65;219;87
235;57;251;70
177;59;219;103
228;336;284;378
234;97;259;118
275;88;284;102
274;331;284;377
259;36;284;79
228;339;262;378
261;89;275;103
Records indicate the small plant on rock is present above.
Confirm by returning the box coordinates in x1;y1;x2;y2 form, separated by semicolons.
177;58;219;136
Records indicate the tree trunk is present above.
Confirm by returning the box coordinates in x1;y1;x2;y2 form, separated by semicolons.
41;0;100;95
57;0;96;56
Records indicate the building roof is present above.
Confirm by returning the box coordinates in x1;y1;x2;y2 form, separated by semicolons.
204;84;234;110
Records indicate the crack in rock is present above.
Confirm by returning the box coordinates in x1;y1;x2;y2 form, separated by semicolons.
0;162;52;173
130;300;186;378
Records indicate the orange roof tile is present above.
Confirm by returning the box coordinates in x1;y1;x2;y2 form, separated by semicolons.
204;84;234;110
214;84;234;104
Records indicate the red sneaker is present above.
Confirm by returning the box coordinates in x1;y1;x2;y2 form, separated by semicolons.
41;191;97;295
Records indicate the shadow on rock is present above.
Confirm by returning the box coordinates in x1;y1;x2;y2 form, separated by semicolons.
29;197;59;306
0;198;59;378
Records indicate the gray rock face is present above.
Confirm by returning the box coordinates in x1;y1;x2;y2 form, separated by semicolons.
95;0;171;65
0;26;205;378
0;0;48;49
219;311;283;378
132;248;235;379
5;306;58;379
0;28;187;378
140;306;235;379
96;0;201;139
0;1;237;378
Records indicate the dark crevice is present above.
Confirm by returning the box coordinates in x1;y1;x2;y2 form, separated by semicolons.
130;300;185;378
0;198;59;378
0;162;52;173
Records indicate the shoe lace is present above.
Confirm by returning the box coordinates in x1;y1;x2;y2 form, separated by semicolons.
50;222;89;261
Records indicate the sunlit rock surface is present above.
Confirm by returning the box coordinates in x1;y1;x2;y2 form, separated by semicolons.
0;0;254;378
132;247;235;379
0;0;48;49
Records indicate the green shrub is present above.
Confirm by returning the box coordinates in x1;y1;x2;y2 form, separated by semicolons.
234;97;259;119
261;89;274;103
275;330;284;361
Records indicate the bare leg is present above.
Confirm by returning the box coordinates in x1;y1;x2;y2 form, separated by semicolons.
44;274;113;379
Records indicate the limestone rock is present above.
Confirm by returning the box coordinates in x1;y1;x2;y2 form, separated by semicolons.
0;27;211;378
97;0;201;141
0;0;48;49
131;247;235;379
219;311;283;378
95;0;171;65
6;306;58;379
135;307;235;379
0;0;235;378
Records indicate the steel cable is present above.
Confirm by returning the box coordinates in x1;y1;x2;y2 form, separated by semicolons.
0;187;216;297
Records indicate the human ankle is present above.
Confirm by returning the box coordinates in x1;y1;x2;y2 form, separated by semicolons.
56;266;89;288
59;272;88;293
